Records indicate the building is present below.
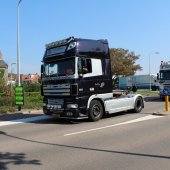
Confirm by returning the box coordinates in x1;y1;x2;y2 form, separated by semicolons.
22;73;40;84
0;51;8;82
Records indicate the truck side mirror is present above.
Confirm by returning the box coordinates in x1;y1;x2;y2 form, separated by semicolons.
41;64;44;78
157;73;159;80
78;58;83;77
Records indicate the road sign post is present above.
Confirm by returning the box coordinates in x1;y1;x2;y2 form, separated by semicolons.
165;96;169;112
15;86;24;111
163;89;169;112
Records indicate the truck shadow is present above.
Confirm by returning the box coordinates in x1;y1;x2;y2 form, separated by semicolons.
0;112;151;125
0;110;154;125
38;117;88;125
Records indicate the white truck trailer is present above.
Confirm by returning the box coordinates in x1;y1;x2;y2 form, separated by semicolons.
119;74;159;91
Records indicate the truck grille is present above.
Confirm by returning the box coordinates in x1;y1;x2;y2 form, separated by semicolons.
43;84;70;96
164;85;170;89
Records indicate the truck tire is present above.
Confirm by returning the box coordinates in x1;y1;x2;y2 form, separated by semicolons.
43;107;52;115
88;100;103;121
133;97;143;113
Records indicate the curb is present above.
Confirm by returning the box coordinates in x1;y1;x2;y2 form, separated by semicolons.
153;111;170;116
15;109;43;114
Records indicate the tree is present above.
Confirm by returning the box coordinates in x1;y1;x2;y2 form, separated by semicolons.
0;78;11;95
0;69;5;78
110;48;142;76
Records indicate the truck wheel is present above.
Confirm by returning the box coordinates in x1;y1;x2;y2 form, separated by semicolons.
89;100;103;121
43;108;52;115
133;97;143;113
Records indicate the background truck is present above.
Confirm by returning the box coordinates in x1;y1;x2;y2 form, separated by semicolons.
41;37;144;121
119;74;159;91
158;61;170;99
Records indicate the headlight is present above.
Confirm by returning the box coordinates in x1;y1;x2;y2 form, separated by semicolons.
67;104;78;109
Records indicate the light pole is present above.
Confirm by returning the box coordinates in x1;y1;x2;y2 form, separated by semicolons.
149;52;159;91
11;63;16;93
17;0;22;86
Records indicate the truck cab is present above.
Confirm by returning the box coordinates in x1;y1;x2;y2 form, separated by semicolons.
41;37;144;121
158;61;170;99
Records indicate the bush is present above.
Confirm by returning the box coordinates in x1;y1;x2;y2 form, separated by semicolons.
0;96;15;107
22;83;41;92
0;106;16;114
0;92;43;114
23;92;43;110
0;106;8;114
0;69;5;78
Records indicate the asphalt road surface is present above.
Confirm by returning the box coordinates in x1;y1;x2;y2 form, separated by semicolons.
1;96;170;170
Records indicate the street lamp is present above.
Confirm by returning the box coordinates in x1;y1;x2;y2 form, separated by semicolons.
149;52;159;91
11;63;16;92
17;0;22;86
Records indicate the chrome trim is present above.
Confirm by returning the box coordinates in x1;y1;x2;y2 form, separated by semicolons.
43;84;70;89
43;89;70;93
44;93;70;96
43;83;71;96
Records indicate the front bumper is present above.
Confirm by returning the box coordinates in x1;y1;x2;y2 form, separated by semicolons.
43;105;88;119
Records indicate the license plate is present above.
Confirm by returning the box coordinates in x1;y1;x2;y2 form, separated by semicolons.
47;104;62;109
52;113;60;117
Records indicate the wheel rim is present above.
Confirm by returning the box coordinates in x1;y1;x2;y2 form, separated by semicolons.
92;104;101;117
136;99;142;110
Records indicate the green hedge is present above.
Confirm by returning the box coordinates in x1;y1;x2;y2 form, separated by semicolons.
0;92;43;114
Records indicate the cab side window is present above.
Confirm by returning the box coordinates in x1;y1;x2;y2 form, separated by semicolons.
82;58;92;74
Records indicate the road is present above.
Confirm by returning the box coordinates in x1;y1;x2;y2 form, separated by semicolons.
1;97;170;170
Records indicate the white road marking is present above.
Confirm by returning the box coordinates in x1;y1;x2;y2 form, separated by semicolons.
0;115;51;127
64;115;163;136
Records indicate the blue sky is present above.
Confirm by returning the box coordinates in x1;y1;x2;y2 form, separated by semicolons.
0;0;170;75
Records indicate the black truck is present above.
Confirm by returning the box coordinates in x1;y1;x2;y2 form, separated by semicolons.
41;37;144;121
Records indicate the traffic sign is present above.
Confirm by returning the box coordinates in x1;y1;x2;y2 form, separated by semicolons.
15;86;24;106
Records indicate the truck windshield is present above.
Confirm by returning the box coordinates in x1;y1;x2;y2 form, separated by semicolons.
44;58;75;76
160;71;170;80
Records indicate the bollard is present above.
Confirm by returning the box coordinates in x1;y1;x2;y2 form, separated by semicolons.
165;96;169;112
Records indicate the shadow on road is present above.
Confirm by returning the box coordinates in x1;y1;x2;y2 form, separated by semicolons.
0;131;170;161
0;113;42;121
0;148;41;170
